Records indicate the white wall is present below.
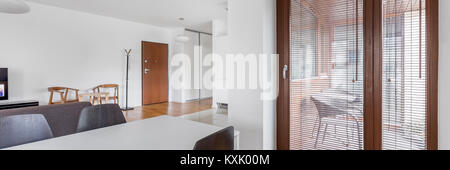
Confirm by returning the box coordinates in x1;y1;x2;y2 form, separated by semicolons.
0;2;172;107
212;18;230;107
439;0;450;150
261;0;277;150
213;0;277;150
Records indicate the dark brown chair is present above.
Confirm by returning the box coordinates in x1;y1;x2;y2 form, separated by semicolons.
194;126;234;150
92;84;119;105
48;87;79;105
0;114;54;149
76;104;126;133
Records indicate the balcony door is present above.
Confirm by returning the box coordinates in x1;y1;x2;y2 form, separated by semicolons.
276;0;438;150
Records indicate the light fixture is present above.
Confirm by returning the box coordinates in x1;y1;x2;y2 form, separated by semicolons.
175;34;190;43
175;17;190;43
0;0;30;14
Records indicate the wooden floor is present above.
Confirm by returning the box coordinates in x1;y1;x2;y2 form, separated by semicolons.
123;98;213;122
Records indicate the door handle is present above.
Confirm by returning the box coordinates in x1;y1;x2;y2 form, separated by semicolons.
144;68;151;74
283;65;288;80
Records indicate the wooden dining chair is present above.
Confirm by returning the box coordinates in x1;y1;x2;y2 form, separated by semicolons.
48;87;79;105
92;84;119;105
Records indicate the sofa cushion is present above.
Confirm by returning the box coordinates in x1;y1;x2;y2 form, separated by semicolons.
0;102;92;137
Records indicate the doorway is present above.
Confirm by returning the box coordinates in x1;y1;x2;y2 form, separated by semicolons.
142;41;169;105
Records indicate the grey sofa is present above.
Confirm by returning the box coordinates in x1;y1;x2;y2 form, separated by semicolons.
0;102;92;137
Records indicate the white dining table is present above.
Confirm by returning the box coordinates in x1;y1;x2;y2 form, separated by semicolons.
5;116;240;150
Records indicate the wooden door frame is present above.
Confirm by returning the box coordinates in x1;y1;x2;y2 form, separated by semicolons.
141;41;169;106
363;0;382;150
426;0;439;150
276;0;290;150
276;0;439;150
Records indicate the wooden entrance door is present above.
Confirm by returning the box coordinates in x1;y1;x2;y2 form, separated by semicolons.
142;41;169;105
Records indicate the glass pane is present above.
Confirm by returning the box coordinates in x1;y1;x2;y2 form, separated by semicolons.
382;0;427;150
290;0;364;150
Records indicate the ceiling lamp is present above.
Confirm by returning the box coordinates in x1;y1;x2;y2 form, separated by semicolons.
175;34;190;43
175;17;190;42
0;0;30;14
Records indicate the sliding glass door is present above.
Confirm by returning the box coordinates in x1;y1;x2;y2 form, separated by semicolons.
277;0;438;150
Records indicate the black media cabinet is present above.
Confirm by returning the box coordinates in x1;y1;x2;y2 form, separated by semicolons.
0;100;39;110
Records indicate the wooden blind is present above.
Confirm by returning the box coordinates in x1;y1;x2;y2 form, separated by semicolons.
289;0;364;150
381;0;427;150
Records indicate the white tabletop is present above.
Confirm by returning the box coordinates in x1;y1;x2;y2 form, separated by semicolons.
6;116;239;150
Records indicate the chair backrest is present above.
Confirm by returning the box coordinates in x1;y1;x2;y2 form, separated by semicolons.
98;84;119;89
194;126;234;150
94;84;119;96
0;102;92;137
0;114;54;149
311;96;345;118
48;87;67;92
77;104;126;133
48;87;79;104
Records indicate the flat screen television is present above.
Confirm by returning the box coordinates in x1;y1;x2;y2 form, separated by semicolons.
0;68;8;100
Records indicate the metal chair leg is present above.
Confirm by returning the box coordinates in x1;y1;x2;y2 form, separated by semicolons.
314;119;322;149
312;116;319;138
322;124;329;144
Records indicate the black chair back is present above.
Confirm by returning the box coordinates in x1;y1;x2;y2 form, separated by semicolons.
194;126;234;150
0;114;54;149
77;104;126;133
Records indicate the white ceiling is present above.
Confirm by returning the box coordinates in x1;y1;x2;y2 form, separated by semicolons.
27;0;228;33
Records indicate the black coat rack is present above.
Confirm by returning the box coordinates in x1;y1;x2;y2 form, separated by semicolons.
122;49;134;111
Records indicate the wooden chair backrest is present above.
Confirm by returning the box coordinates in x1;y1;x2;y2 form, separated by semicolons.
48;87;67;92
94;84;119;96
48;87;79;104
98;84;119;89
